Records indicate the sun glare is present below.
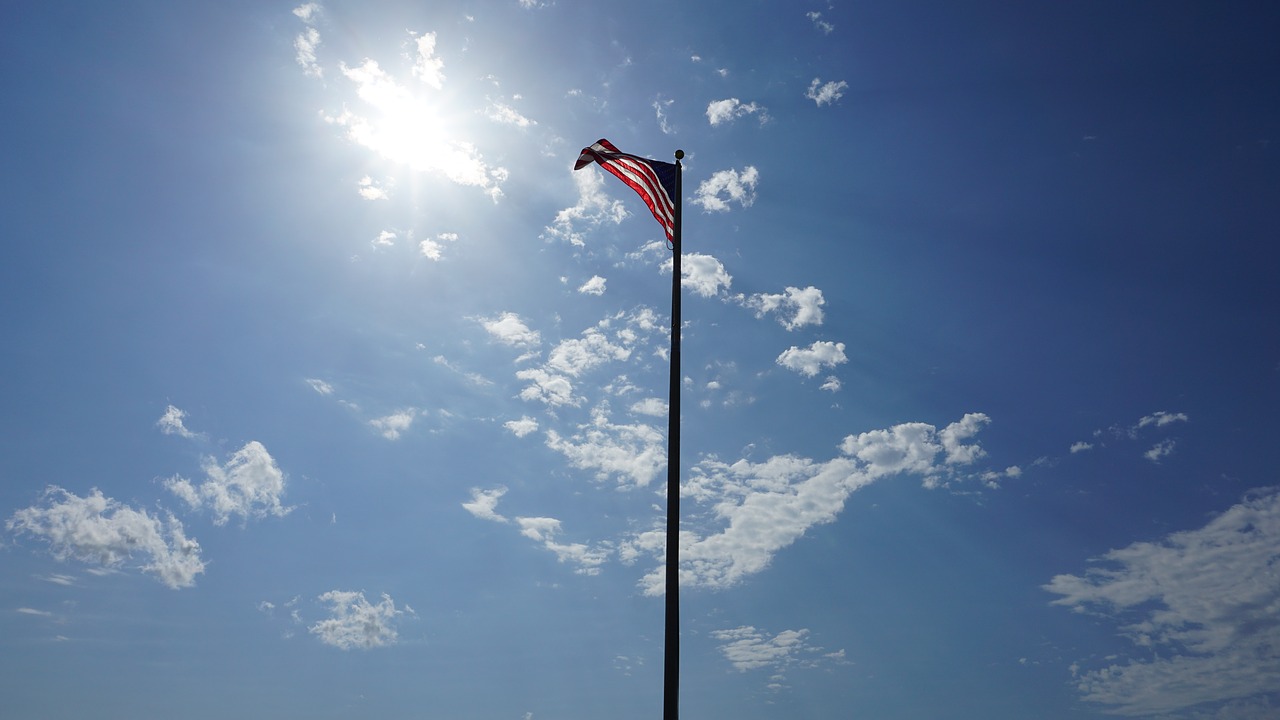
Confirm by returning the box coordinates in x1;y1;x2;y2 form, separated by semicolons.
328;52;505;199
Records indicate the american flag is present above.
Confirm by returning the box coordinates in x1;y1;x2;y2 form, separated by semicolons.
575;139;678;242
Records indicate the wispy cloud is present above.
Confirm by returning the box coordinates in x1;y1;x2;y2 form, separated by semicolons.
712;625;843;690
805;11;835;34
626;413;992;594
578;275;607;296
1045;489;1280;716
480;312;542;349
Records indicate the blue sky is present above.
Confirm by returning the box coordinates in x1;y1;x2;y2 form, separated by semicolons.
2;2;1279;718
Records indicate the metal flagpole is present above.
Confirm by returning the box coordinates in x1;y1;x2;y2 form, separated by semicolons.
663;149;684;720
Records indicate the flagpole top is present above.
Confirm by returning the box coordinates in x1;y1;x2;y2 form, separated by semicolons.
675;150;684;160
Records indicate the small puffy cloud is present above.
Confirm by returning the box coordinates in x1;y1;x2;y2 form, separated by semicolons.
662;252;732;298
743;286;825;330
776;341;847;377
357;175;389;200
543;167;629;246
369;410;416;440
819;376;841;392
578;275;607;296
481;312;541;349
692;167;759;212
310;591;411;650
419;239;443;260
165;441;292;525
292;5;322;77
292;2;320;22
7;487;205;589
516;368;579;407
1144;439;1177;463
630;398;668;417
372;230;397;248
410;32;445;89
547;328;631;377
1069;441;1093;454
156;405;198;439
504;416;539;437
805;78;848;106
706;98;767;127
462;486;508;523
1044;489;1280;716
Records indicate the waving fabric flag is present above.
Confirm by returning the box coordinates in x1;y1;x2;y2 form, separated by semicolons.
575;139;678;242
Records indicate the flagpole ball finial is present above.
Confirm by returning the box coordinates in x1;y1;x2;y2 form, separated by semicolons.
675;149;685;160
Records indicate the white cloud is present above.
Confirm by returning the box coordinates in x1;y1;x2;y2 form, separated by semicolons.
310;591;411;650
662;252;732;297
630;398;668;417
776;341;847;377
487;100;536;127
16;607;53;617
516;368;579;407
711;625;838;688
292;2;320;23
504;416;539;437
372;230;397;247
410;32;445;89
481;312;541;349
419;238;443;260
654;96;675;134
543;167;629;246
1045;489;1280;717
515;516;610;575
1138;411;1189;428
743;286;825;330
578;275;607;296
547;327;631;377
805;78;848;106
546;406;666;488
292;6;323;79
939;412;990;464
627;414;989;594
164;441;291;526
357;175;388;200
305;378;334;395
7;487;205;589
1144;439;1177;463
692;167;759;212
368;410;416;440
806;11;835;34
462;486;508;523
1069;441;1093;453
706;98;767;127
819;376;841;392
156;405;198;439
